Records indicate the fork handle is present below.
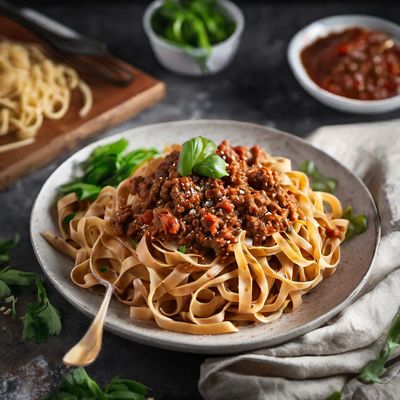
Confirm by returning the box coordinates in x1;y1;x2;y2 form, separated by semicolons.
63;283;114;367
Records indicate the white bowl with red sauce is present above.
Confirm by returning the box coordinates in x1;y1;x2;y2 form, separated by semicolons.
288;15;400;114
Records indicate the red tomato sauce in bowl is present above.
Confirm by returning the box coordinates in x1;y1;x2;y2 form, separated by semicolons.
301;27;400;100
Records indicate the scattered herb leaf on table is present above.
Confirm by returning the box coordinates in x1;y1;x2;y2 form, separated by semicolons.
22;279;62;343
42;367;149;400
358;312;400;383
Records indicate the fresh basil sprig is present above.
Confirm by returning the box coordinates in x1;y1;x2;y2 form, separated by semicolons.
42;367;149;400
342;206;368;241
0;267;37;299
22;279;62;343
178;136;228;179
59;139;159;201
299;160;337;193
358;312;400;383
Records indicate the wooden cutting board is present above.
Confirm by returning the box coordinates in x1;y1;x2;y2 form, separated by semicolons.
0;17;166;190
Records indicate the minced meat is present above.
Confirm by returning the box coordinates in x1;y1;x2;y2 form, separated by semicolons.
112;141;298;259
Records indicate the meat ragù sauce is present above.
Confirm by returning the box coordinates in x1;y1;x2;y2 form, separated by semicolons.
112;141;298;259
301;27;400;100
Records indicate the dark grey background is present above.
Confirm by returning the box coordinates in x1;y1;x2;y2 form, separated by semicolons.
1;1;399;399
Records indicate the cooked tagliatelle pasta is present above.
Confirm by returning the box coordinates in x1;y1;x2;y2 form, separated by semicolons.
42;139;348;335
0;38;92;153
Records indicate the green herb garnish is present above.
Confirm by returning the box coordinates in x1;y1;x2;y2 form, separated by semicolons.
177;245;187;254
342;206;368;241
21;279;61;343
151;0;236;73
63;213;76;224
326;391;341;400
0;267;37;299
178;136;228;179
358;312;400;383
42;367;149;400
99;265;109;273
299;160;337;193
0;234;20;264
131;239;138;249
59;139;159;201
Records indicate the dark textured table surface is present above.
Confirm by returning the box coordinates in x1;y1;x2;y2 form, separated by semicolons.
1;2;399;399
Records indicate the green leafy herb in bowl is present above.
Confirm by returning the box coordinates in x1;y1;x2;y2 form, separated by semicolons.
144;0;244;75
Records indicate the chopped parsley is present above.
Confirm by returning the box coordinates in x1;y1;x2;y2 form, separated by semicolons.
177;245;187;254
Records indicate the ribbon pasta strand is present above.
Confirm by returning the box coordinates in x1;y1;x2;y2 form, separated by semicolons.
42;150;348;335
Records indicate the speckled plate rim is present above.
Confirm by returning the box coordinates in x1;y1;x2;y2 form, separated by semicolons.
30;120;380;354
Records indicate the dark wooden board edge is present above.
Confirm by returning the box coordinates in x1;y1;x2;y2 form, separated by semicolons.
0;81;166;190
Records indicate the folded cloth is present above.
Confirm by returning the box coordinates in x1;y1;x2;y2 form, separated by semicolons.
199;119;400;400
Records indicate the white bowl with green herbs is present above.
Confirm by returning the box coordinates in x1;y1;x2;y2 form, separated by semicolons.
143;0;244;76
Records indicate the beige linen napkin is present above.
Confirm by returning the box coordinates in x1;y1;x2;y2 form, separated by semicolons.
199;119;400;400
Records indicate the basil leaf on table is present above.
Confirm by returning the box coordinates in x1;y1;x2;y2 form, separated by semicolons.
325;391;341;400
358;312;400;383
42;367;149;400
0;267;37;300
21;279;62;343
0;267;37;287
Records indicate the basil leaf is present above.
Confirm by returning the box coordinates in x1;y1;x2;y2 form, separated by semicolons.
299;160;337;194
358;312;400;383
193;154;228;179
59;182;101;200
178;136;227;179
44;368;149;399
342;206;368;241
178;136;215;176
326;391;341;400
58;140;158;201
21;279;61;343
88;138;128;165
0;280;11;299
22;302;49;343
0;267;37;287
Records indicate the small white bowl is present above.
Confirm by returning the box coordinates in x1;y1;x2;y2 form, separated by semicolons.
288;15;400;114
143;0;244;76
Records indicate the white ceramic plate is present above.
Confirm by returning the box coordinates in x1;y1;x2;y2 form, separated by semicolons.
288;15;400;114
30;120;380;354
